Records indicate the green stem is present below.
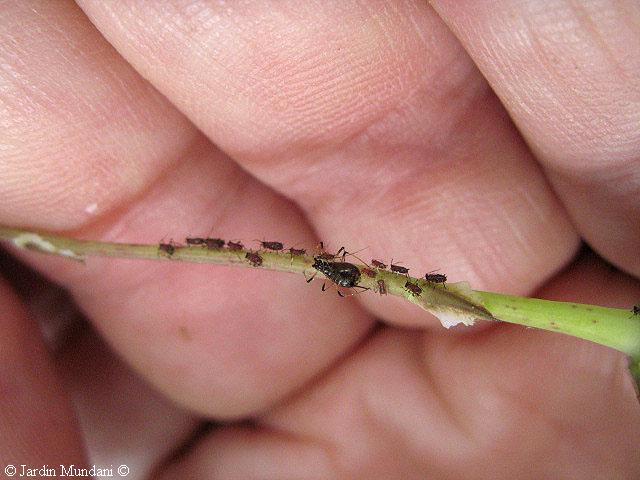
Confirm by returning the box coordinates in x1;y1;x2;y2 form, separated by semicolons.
478;291;640;358
2;225;639;387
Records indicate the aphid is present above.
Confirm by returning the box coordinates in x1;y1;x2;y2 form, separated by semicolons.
204;238;225;249
227;241;244;251
361;267;376;278
307;256;370;297
390;261;409;275
158;243;175;256
405;281;422;296
371;259;387;269
316;241;336;260
185;237;206;246
377;279;387;295
289;247;306;256
632;304;640;316
311;257;361;288
317;252;336;260
425;272;447;285
256;240;284;251
245;252;263;267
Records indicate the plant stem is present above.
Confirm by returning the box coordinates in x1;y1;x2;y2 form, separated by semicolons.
478;291;640;357
1;225;639;387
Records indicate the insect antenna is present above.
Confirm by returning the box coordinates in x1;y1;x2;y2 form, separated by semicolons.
335;246;371;267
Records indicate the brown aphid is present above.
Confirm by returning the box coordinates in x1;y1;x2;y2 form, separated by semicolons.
159;243;175;256
289;247;306;256
371;259;387;269
361;267;376;278
227;241;244;250
377;279;387;295
258;240;284;251
316;241;335;260
390;261;409;275
245;252;263;267
425;272;447;285
186;237;206;246
405;281;422;296
204;238;225;249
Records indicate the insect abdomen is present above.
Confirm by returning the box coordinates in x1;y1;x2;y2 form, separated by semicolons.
312;258;361;288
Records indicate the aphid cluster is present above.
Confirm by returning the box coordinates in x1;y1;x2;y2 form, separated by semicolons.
368;255;448;298
163;235;450;300
185;237;225;249
160;236;229;257
179;236;310;269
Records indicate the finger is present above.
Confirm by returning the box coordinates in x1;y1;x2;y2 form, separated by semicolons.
261;259;640;477
430;0;640;276
78;0;579;328
56;325;199;477
153;320;640;477
26;142;373;418
146;257;640;478
0;1;373;419
0;277;86;465
153;426;335;480
0;0;196;230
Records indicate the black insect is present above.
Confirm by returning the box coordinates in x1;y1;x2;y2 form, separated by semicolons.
307;256;369;297
204;238;225;249
257;240;284;251
405;281;422;296
377;279;387;295
312;257;361;287
390;261;409;275
159;243;175;256
289;247;306;256
425;272;447;285
186;237;206;246
227;241;244;251
245;252;263;267
632;304;640;316
371;259;387;269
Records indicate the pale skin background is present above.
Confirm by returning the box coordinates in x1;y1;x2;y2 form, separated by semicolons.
1;0;639;478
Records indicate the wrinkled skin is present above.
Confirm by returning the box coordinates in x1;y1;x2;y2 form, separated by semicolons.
1;1;639;478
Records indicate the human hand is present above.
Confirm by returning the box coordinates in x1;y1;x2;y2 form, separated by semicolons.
1;1;639;478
